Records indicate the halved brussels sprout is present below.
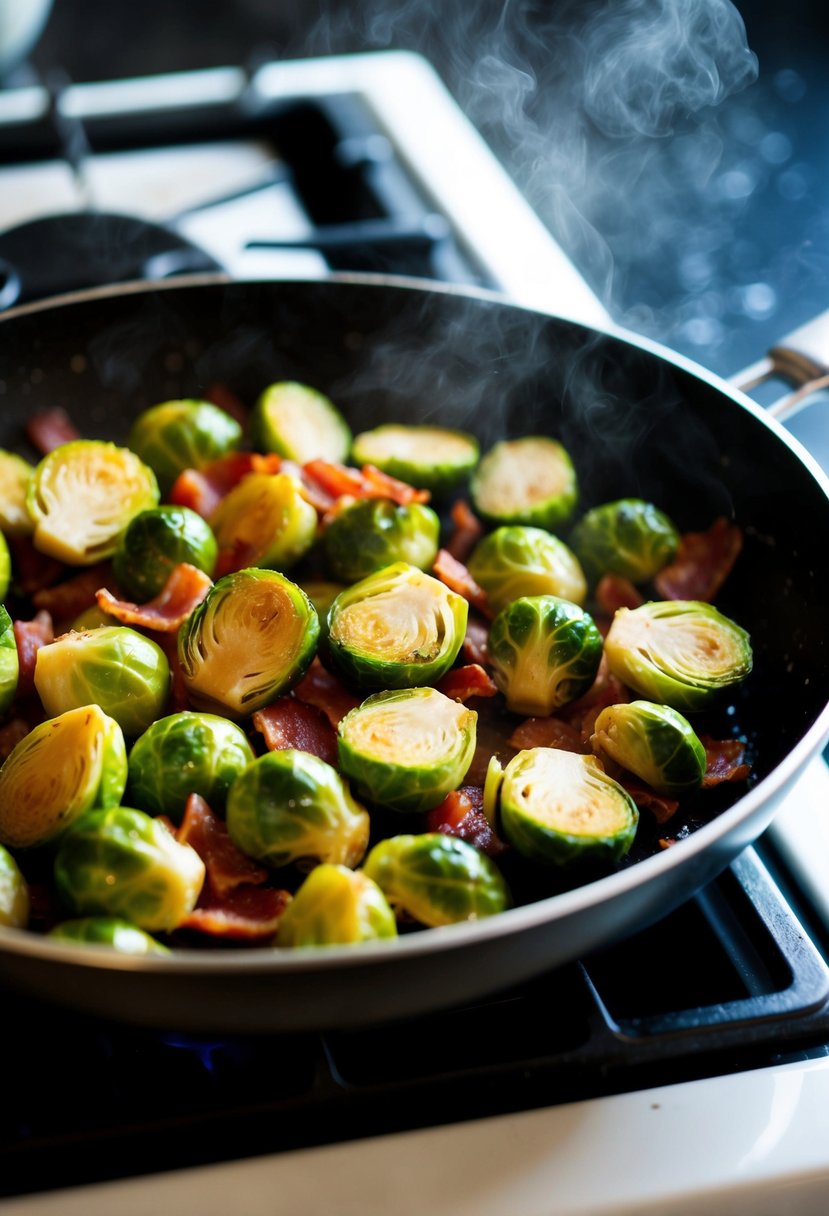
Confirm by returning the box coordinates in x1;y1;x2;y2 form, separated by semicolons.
337;687;477;814
0;705;127;849
53;806;205;932
467;525;587;612
128;711;255;822
604;599;753;713
0;843;29;928
249;381;351;464
470;437;578;532
35;625;171;737
27;440;159;566
226;749;370;870
591;700;706;796
326;562;467;691
496;748;639;866
210;472;318;572
569;498;680;584
0;605;19;715
276;864;397;947
488;595;603;717
350;424;479;495
0;530;10;601
127;399;242;494
0;449;35;536
113;505;218;601
362;833;510;926
48;917;170;955
323;497;440;583
178;568;319;717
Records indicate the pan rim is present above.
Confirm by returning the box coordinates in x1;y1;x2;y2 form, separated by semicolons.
1;273;827;979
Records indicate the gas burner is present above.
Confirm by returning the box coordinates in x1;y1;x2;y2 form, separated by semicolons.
0;211;220;308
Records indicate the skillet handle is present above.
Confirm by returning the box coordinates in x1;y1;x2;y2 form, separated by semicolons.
733;306;829;422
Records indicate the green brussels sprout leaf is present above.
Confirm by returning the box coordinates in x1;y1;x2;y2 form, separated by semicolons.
210;472;318;572
569;498;680;584
350;424;479;495
467;524;587;612
0;449;35;537
591;700;707;796
0;605;19;715
323;497;440;584
277;864;397;947
113;505;217;601
250;381;351;463
128;399;242;494
0;843;29;928
48;917;170;954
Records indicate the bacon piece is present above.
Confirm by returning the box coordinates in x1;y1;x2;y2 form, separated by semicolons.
654;517;743;602
302;459;430;507
168;452;282;518
177;794;268;897
96;563;212;632
425;786;508;858
508;715;586;754
432;548;491;618
33;563;115;625
25;407;81;455
13;610;54;698
461;616;489;666
7;536;64;596
214;539;260;579
445;499;485;563
595;573;644;616
700;736;751;787
619;779;680;824
560;654;629;741
252;697;338;767
0;718;32;761
292;657;359;728
436;663;498;703
179;886;292;941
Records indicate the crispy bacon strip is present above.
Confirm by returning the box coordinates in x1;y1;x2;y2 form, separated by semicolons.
654;517;743;602
178;794;269;897
292;657;359;728
168;452;282;518
445;499;485;563
595;573;644;617
425;786;508;857
13;610;54;698
302;459;430;507
179;886;292;941
25;407;81;455
436;663;498;703
33;563;115;624
560;654;629;742
96;563;212;632
461;616;489;667
7;536;64;596
252;697;338;767
432;549;491;618
700;736;752;787
508;715;585;754
620;779;680;824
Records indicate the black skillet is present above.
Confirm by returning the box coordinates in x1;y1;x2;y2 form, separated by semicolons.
0;274;827;1033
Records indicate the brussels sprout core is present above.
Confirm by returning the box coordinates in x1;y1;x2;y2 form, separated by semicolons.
350;424;479;495
226;749;370;870
35;626;171;737
604;599;753;712
277;864;398;947
467;525;587;612
53;806;205;932
570;498;679;584
178;568;319;717
591;700;706;796
250;381;351;463
0;705;127;849
27;440;159;565
497;748;639;866
471;437;578;532
326;562;467;691
0;844;29;928
488;595;603;717
338;687;477;813
362;833;510;926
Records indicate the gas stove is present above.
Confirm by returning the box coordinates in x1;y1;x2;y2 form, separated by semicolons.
1;50;829;1216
